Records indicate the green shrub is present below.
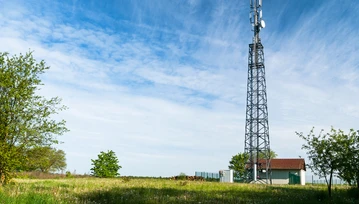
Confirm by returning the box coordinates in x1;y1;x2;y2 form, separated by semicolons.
177;172;187;180
315;190;328;201
347;188;359;200
65;171;73;178
122;176;131;183
90;150;122;178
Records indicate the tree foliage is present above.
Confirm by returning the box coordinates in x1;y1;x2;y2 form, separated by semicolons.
91;150;121;178
228;150;277;179
297;127;359;197
23;146;66;173
257;150;278;160
335;129;359;188
297;128;337;197
0;52;68;184
228;153;249;179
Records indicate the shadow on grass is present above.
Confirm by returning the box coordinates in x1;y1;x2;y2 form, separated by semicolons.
77;184;357;204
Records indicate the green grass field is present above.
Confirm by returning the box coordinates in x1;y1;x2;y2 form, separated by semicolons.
0;178;358;203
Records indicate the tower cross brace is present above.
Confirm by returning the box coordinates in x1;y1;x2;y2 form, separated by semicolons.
244;0;271;184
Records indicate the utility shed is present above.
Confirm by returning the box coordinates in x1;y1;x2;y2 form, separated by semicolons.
258;158;306;185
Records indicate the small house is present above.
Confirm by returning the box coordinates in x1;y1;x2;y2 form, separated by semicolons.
258;158;306;185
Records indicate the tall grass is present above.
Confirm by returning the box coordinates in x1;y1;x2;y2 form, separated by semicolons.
12;171;92;179
0;178;357;203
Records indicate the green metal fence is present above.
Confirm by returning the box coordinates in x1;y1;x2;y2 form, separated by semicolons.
195;171;220;179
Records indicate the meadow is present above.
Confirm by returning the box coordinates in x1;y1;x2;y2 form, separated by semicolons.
0;177;358;204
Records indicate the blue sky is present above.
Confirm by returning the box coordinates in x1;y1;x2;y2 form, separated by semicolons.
1;0;358;178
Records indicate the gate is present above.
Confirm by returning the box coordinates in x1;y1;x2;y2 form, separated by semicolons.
289;172;300;184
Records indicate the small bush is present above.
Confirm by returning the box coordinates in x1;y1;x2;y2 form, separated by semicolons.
12;172;29;179
177;173;187;180
206;178;220;182
347;188;359;200
315;190;328;201
65;171;73;178
122;177;131;183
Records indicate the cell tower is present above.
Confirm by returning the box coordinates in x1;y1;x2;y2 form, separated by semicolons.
244;0;271;184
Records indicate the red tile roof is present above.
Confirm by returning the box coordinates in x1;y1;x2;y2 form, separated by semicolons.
258;158;306;170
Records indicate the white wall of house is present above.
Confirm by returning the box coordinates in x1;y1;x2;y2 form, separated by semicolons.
258;169;306;185
300;169;305;185
272;170;292;184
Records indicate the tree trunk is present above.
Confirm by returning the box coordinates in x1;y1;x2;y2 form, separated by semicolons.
328;169;333;197
0;169;5;185
0;170;3;185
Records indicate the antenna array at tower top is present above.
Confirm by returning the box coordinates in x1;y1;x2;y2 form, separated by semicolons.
249;0;265;31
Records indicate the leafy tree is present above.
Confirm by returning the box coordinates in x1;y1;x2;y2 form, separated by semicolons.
297;127;344;197
23;146;66;173
228;153;249;179
256;150;278;160
335;129;359;188
0;52;68;184
91;150;121;178
229;150;277;179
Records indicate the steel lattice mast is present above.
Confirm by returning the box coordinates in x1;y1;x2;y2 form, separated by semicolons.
244;0;271;184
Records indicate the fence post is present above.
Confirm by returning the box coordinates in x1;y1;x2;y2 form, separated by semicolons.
312;175;313;185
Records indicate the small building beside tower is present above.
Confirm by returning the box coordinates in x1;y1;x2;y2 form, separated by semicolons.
258;158;306;185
